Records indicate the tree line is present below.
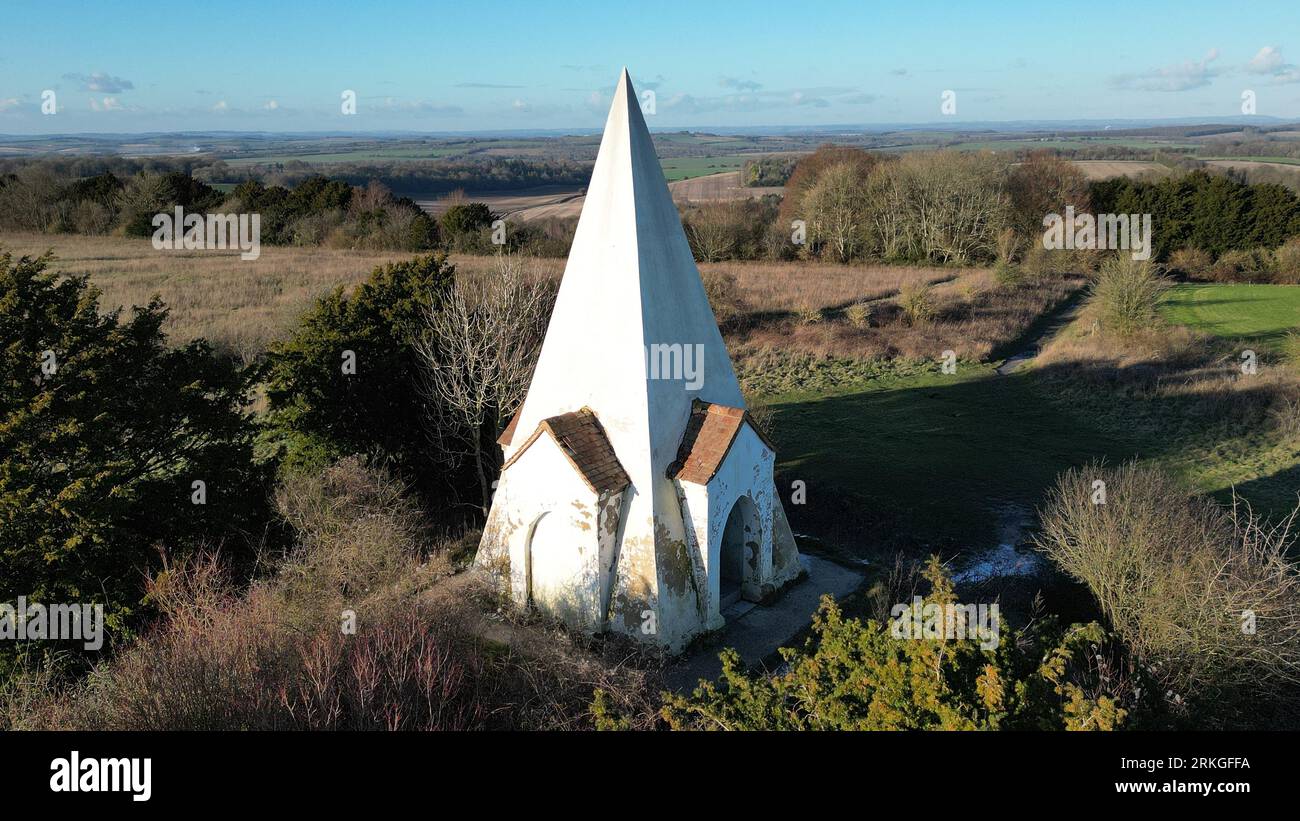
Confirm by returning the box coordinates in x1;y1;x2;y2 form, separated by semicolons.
0;166;443;251
685;147;1300;281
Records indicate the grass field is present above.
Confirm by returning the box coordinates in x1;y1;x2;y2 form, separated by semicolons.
763;344;1299;555
1068;160;1172;180
756;282;1300;555
762;360;1135;550
886;137;1199;153
7;232;1296;562
1161;283;1300;350
658;155;751;181
948;138;1198;152
1200;155;1300;166
226;146;472;166
0;233;426;361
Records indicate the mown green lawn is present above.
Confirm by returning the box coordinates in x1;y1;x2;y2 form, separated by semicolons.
1161;283;1300;350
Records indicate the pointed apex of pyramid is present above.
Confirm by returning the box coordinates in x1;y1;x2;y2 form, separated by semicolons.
605;67;646;145
507;64;744;487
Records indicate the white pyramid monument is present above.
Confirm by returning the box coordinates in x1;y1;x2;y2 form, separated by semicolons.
475;69;802;650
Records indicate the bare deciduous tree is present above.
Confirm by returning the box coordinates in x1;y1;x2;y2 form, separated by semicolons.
416;255;555;513
684;200;738;263
801;161;870;263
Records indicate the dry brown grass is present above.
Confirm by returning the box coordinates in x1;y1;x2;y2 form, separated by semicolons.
4;232;1000;362
1;458;662;731
1;232;422;362
730;270;1082;362
703;259;956;315
3;232;1082;369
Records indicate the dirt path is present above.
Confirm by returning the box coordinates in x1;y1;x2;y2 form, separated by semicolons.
995;292;1086;375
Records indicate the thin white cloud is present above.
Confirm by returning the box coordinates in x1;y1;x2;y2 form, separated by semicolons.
64;72;134;93
1110;48;1222;92
372;97;464;116
1247;46;1300;84
659;86;862;115
720;75;762;92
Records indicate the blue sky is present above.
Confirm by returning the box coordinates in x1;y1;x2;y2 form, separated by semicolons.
1;0;1299;134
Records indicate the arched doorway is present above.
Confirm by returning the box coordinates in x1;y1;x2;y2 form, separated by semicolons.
526;511;580;616
719;495;759;609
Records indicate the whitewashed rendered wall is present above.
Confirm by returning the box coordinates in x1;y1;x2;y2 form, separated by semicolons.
494;434;603;630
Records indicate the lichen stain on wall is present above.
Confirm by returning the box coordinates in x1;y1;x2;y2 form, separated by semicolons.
655;518;696;599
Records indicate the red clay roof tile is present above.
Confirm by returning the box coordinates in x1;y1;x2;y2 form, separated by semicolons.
668;399;773;484
501;407;630;494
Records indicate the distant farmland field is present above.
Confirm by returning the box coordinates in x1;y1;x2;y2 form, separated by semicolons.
414;185;586;220
226;146;470;165
1203;158;1300;173
658;155;752;181
414;170;784;221
887;137;1199;153
1069;160;1172;179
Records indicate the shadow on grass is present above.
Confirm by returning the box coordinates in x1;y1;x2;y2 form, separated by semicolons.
771;356;1297;564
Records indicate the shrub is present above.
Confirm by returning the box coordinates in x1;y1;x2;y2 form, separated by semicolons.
897;282;937;326
1091;255;1170;337
1021;243;1097;277
994;259;1026;288
0;251;269;675
3;460;464;730
844;301;873;329
1208;248;1269;283
799;161;871;263
1283;332;1300;374
71;200;115;235
1168;246;1213;279
1271;236;1300;284
658;558;1138;730
439;202;496;252
1035;462;1300;726
1088;170;1300;260
289;209;346;246
261;253;473;513
795;304;826;325
700;270;744;324
3;459;662;731
1271;391;1300;442
115;171;225;237
996;227;1020;263
1007;151;1090;242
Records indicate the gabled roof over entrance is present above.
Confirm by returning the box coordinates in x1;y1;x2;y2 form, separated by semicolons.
501;407;631;494
668;399;776;485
